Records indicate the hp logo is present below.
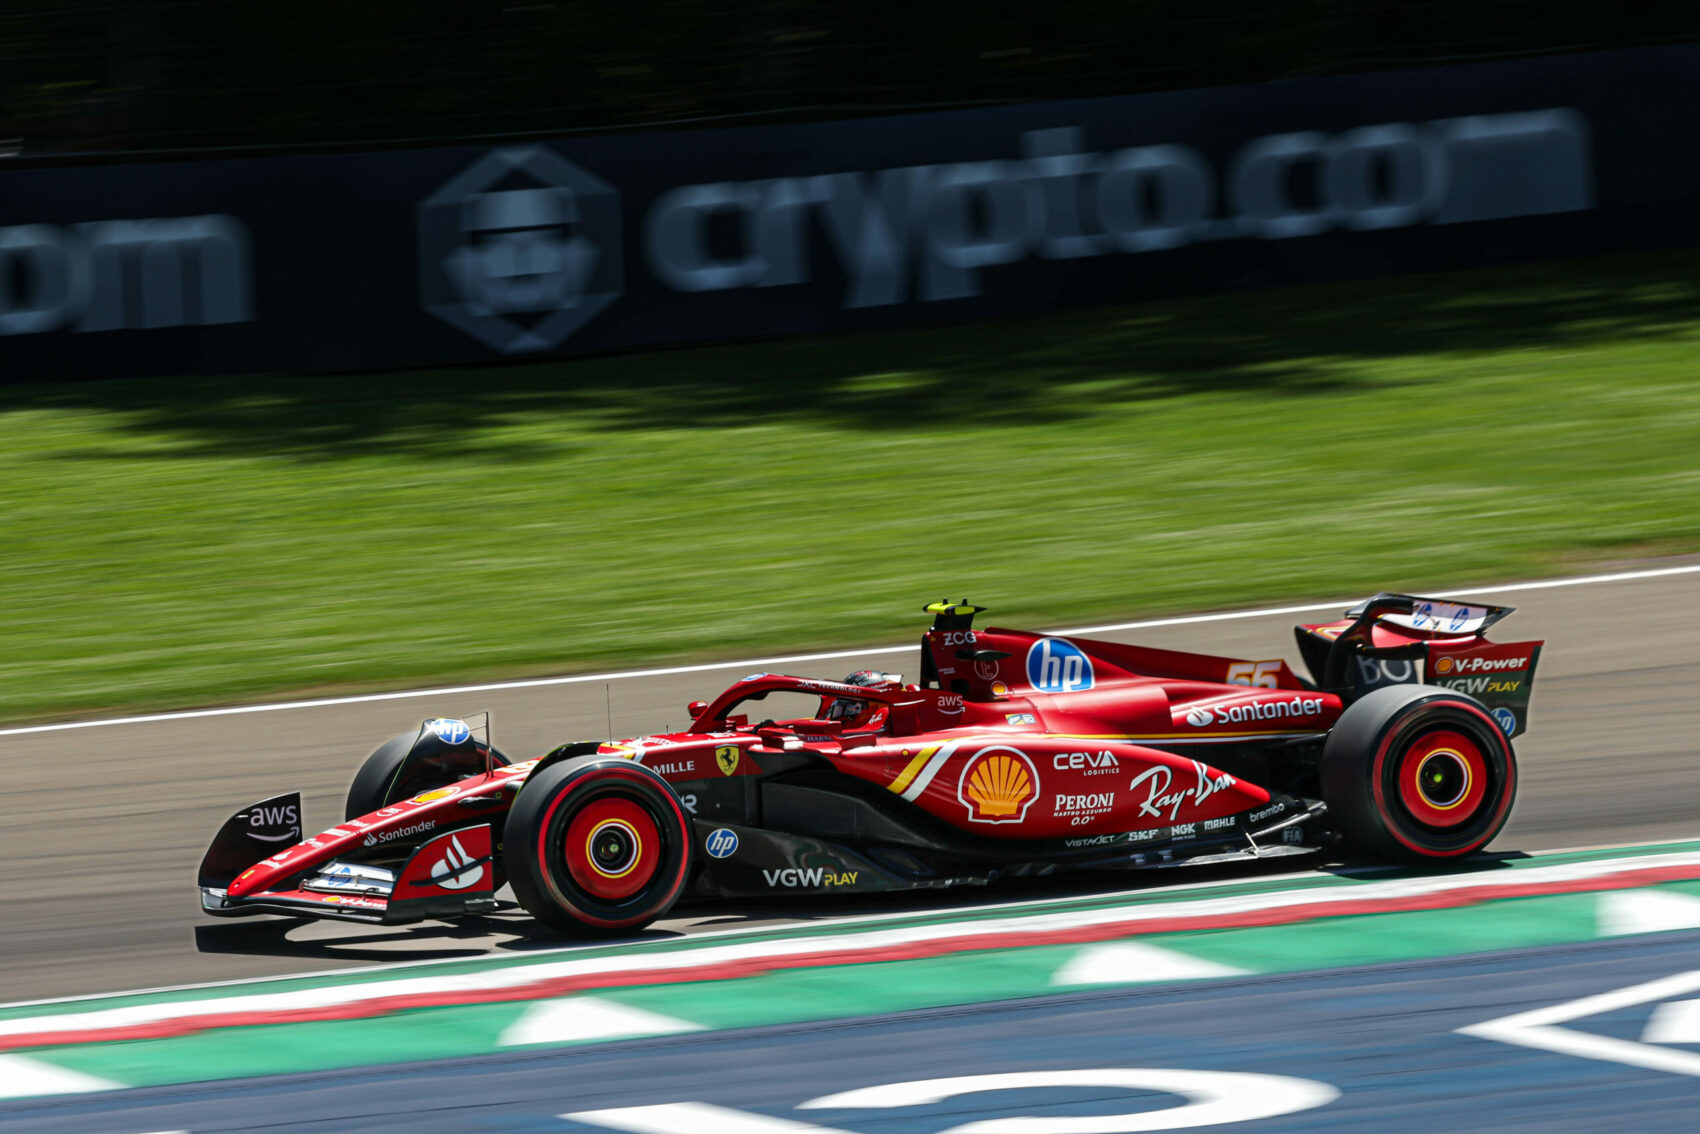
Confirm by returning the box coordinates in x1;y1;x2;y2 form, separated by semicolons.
705;828;739;859
426;718;471;744
1026;638;1094;693
1490;707;1517;736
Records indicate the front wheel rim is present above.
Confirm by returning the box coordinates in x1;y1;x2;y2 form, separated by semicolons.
562;795;662;901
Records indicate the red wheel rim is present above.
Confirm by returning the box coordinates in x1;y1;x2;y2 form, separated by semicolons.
1396;729;1488;827
563;797;661;901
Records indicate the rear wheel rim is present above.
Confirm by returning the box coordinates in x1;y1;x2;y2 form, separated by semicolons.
1395;728;1489;829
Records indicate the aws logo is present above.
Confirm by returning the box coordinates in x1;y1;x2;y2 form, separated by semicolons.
959;745;1039;823
243;803;299;843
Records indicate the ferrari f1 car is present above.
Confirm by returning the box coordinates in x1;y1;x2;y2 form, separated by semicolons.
200;593;1541;935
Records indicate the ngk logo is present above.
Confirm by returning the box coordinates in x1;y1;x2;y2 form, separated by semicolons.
1434;654;1527;675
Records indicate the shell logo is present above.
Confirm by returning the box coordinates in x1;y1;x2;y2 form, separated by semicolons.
958;745;1039;823
1434;656;1455;674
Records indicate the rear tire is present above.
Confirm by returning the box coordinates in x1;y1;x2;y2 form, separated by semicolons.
1321;685;1517;863
505;758;692;936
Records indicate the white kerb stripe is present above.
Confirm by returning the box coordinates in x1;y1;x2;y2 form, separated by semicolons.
1;850;1695;1043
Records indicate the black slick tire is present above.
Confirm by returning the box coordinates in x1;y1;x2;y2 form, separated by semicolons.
505;758;692;936
345;731;511;821
1321;684;1517;864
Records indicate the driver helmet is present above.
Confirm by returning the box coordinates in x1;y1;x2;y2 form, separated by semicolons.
824;670;901;724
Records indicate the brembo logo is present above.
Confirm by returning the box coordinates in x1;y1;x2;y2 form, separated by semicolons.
363;820;436;846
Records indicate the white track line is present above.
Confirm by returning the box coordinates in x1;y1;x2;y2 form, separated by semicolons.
3;834;1693;1015
5;850;1698;1040
1;563;1694;739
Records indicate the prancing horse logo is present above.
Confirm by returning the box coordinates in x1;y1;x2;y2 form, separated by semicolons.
716;745;741;776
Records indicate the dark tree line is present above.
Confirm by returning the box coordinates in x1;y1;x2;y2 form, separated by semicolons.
2;0;1696;156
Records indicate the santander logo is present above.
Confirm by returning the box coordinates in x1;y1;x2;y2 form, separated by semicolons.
429;834;484;891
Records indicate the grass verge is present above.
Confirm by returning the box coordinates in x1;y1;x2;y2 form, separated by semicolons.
3;249;1699;723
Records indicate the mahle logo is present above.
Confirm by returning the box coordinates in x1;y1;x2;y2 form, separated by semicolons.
419;147;622;353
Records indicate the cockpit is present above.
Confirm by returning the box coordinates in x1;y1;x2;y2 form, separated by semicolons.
691;671;908;736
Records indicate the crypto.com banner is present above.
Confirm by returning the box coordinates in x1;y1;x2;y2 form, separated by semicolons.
3;45;1698;380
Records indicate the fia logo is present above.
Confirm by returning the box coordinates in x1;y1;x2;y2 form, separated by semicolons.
1026;638;1094;693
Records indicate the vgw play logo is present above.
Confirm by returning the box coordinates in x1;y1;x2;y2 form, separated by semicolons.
1027;637;1094;693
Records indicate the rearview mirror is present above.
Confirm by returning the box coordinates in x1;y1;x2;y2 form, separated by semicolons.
687;700;708;720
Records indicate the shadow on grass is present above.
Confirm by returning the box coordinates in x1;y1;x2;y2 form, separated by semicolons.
10;249;1700;461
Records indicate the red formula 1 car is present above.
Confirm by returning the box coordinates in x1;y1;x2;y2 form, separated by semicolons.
200;594;1541;935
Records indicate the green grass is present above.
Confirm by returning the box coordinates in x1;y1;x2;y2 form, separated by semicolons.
4;249;1700;724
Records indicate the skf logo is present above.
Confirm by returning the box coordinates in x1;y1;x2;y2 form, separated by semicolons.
958;746;1039;823
715;745;742;776
420;147;622;354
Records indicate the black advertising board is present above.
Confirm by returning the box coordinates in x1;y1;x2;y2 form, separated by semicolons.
2;45;1698;381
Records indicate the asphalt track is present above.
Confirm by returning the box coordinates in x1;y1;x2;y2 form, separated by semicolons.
3;560;1697;1001
6;931;1700;1131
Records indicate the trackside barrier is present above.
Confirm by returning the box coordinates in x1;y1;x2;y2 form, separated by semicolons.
1;45;1698;380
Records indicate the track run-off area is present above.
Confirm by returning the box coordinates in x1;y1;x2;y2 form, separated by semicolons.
0;561;1697;1128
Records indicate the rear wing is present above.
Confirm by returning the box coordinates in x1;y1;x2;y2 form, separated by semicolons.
1352;593;1514;638
1297;592;1544;738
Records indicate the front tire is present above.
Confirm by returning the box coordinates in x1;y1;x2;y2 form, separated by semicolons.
1321;685;1517;863
505;758;692;936
345;731;511;821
